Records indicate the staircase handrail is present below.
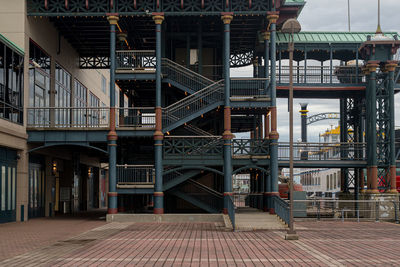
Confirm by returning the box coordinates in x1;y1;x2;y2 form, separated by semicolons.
187;179;223;198
162;58;215;85
164;80;224;113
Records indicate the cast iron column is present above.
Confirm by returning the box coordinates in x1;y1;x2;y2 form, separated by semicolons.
264;111;270;211
366;61;379;194
267;11;279;214
107;15;119;214
264;31;270;94
221;13;233;214
153;13;165;213
299;103;308;142
386;61;399;193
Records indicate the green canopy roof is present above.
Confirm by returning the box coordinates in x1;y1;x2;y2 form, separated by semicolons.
276;32;399;44
0;33;24;55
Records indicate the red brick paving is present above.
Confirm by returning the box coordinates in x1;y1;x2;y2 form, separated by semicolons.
1;219;400;266
0;213;106;261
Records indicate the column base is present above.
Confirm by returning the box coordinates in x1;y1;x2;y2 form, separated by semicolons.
223;208;228;214
269;208;275;214
285;233;299;240
386;189;399;194
153;208;164;214
108;208;118;214
367;189;380;194
118;207;125;212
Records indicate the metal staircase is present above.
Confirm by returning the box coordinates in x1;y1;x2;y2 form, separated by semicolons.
162;80;224;132
162;58;215;94
169;179;223;213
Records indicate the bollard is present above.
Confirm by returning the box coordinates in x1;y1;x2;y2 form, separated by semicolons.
341;209;345;222
375;200;379;222
317;201;321;221
394;201;399;224
357;209;360;223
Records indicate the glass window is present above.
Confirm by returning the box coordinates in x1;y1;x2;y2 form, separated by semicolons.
1;166;5;211
12;167;15;210
55;64;71;126
7;167;11;209
101;75;107;94
73;80;87;126
0;41;23;124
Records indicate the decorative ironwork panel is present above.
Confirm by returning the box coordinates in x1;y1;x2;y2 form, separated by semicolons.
163;137;224;158
117;0;156;13
230;51;253;68
79;56;110;69
28;0;110;15
232;139;270;156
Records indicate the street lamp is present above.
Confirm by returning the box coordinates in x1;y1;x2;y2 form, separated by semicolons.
281;18;301;240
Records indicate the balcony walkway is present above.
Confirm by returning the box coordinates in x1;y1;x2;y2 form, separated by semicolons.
2;219;400;266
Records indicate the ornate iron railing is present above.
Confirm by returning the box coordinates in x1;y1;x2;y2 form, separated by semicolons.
118;107;155;128
276;65;365;84
272;195;290;225
162;80;224;128
232;139;270;156
278;142;366;161
27;107;109;128
116;165;155;184
230;78;269;97
163;136;223;159
116;50;155;70
162;58;214;92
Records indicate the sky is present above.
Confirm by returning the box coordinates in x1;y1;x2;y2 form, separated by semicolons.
232;0;400;142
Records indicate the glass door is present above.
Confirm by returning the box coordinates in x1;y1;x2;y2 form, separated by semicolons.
28;163;45;218
0;162;16;223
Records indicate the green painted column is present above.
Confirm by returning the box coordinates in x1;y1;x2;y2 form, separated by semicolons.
263;31;270;95
386;61;399;193
221;13;233;214
107;15;119;214
366;61;379;193
267;11;279;214
153;13;165;214
197;23;203;75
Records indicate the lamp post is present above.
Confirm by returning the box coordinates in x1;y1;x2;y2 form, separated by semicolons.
281;18;301;240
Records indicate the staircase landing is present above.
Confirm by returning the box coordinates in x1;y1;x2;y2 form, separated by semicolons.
235;207;288;231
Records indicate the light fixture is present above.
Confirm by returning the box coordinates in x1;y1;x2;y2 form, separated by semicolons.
52;160;57;175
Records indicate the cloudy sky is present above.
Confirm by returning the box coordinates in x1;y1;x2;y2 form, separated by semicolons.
232;0;400;142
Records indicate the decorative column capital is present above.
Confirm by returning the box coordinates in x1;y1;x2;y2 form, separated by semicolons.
262;30;271;41
152;13;165;25
267;11;279;24
384;60;398;72
365;61;380;73
107;15;119;25
221;12;233;24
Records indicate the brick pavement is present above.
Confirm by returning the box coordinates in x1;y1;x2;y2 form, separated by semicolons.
0;213;106;261
1;219;400;266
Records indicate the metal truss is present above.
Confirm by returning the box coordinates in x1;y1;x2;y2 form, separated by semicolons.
306;112;339;125
375;69;391;189
28;0;271;16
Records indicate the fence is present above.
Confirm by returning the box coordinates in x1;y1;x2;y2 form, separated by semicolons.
118;107;155;128
116;165;155;184
278;142;366;161
27;107;109;128
291;199;400;223
230;78;269;97
116;50;156;70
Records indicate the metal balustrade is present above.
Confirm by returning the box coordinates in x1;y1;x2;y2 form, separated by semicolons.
118;107;155;128
189;64;223;81
276;65;365;84
162;80;224;129
230;78;269;97
163;136;224;159
27;107;109;128
272;195;290;225
116;50;156;70
162;58;214;92
291;199;400;222
227;195;236;230
278;142;366;161
232;139;270;156
116;165;155;184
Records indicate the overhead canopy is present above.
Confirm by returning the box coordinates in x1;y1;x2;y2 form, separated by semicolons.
276;32;399;44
